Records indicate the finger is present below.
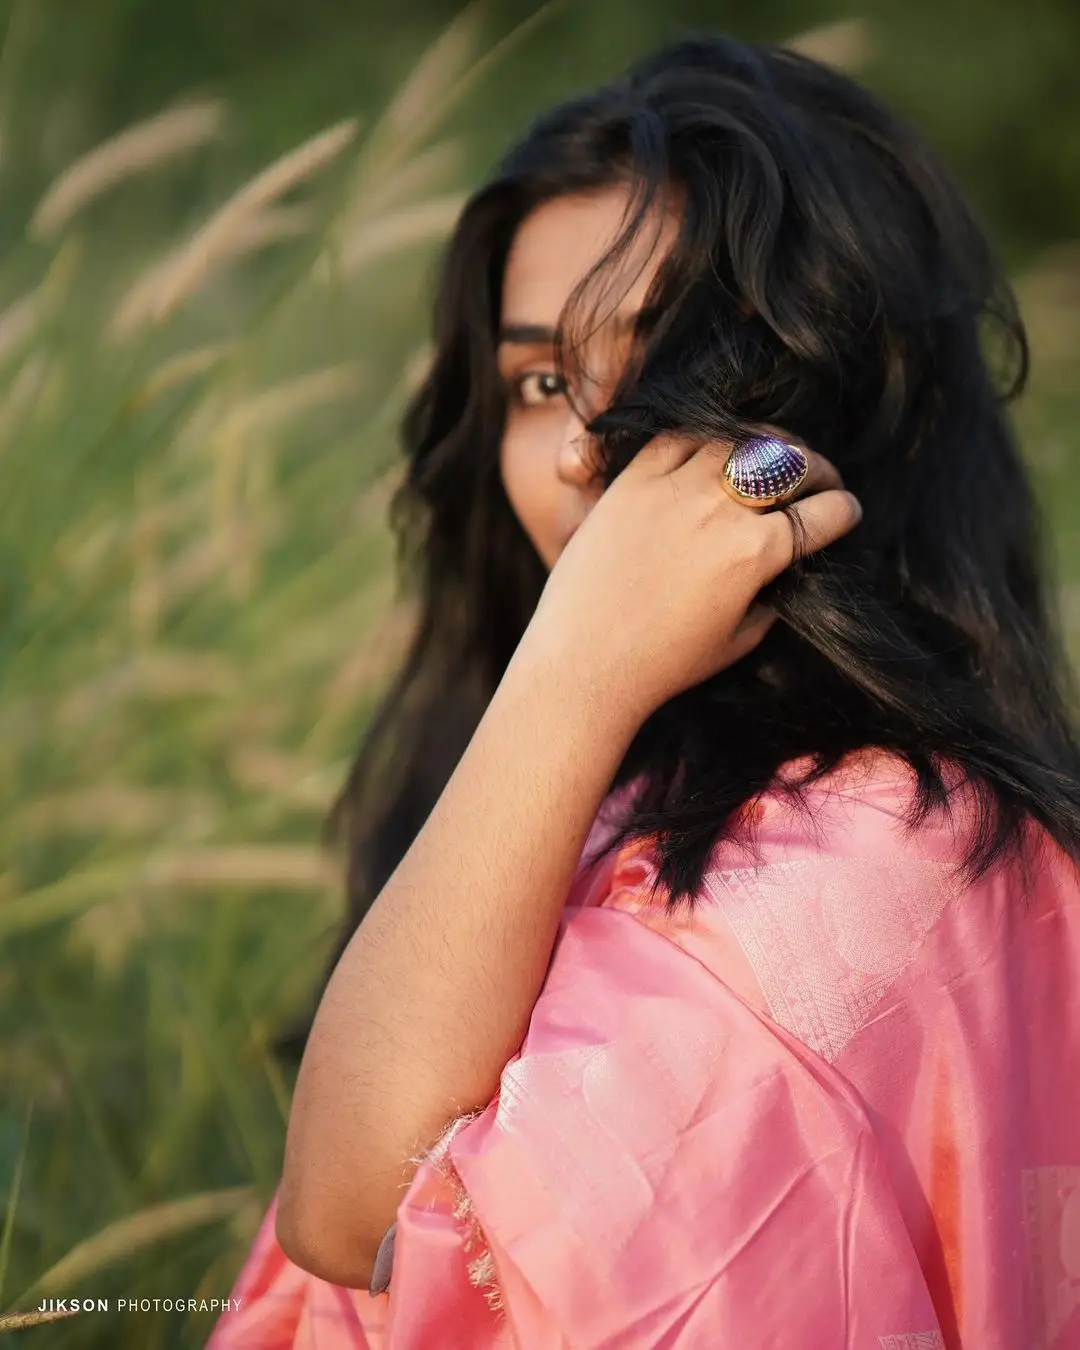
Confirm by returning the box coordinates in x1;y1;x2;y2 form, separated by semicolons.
629;430;708;476
782;446;844;500
759;488;863;579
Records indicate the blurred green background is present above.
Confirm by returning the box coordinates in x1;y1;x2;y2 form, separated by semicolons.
0;0;1078;1345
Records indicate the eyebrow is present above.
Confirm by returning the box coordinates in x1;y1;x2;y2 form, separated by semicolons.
497;311;649;347
497;322;556;346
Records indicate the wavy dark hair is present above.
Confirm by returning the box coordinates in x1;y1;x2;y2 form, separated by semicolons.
275;33;1080;1063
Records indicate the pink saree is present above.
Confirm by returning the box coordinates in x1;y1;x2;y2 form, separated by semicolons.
208;749;1080;1349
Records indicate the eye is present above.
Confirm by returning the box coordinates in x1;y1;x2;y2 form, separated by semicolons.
509;370;567;408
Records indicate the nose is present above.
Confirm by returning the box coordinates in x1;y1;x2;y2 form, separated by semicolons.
555;407;604;488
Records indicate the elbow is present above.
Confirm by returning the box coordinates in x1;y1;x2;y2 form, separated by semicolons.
275;1190;379;1290
276;1099;382;1288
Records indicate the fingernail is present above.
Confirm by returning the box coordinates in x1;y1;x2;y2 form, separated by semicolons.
847;492;863;521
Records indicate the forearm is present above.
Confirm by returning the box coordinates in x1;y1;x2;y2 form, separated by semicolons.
276;629;641;1286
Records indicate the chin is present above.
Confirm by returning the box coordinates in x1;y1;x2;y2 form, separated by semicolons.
551;530;576;565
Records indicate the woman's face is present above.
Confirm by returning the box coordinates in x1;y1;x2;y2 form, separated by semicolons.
497;184;680;570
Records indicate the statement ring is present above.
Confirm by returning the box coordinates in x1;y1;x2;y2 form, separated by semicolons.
721;433;809;509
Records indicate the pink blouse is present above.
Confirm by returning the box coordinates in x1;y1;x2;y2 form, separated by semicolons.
208;748;1080;1349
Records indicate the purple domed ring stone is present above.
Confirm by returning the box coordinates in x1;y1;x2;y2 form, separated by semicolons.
721;434;809;509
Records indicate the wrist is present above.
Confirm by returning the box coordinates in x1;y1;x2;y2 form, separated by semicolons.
508;619;648;747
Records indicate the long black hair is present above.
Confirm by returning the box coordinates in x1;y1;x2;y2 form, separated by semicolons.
275;33;1080;1062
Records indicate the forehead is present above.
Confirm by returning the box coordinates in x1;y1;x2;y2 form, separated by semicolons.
500;186;679;326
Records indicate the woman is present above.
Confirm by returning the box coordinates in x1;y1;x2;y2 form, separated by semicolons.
209;32;1080;1350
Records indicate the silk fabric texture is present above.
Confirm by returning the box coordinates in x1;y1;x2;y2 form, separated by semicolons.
207;749;1080;1349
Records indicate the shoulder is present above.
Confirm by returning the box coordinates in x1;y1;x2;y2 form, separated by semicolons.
602;749;973;1038
736;746;968;868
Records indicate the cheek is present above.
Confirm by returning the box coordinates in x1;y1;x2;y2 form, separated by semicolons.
500;423;559;566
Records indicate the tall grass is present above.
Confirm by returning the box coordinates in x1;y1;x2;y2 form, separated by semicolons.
0;4;508;1342
0;7;1078;1348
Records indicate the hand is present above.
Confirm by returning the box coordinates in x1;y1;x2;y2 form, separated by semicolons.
521;428;862;728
